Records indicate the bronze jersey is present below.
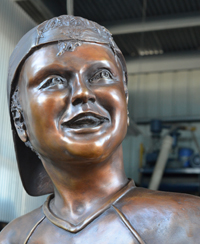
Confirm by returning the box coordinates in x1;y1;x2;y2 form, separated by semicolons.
1;180;200;244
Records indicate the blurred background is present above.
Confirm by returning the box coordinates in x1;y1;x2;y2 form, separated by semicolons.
1;0;200;227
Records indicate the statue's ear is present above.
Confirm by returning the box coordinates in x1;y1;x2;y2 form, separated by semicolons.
126;92;129;105
123;71;128;105
12;108;28;142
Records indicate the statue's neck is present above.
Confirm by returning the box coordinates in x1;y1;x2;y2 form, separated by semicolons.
42;145;128;225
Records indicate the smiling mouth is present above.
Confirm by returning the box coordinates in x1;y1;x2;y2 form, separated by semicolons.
62;113;109;129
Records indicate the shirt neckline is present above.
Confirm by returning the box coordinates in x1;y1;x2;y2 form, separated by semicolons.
43;179;135;233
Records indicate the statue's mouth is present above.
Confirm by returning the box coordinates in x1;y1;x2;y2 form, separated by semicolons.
62;112;109;129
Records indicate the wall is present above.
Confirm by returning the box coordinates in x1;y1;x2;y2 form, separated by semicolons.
0;0;47;223
128;70;200;122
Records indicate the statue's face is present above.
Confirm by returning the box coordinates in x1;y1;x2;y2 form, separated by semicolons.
18;42;127;165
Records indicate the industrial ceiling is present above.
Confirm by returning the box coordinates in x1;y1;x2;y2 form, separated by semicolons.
15;0;200;73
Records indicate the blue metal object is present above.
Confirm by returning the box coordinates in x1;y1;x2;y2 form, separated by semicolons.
150;120;162;135
190;154;200;168
170;132;181;148
178;148;194;167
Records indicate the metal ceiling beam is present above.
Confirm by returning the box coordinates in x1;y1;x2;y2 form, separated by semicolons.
105;13;200;35
28;0;54;20
126;51;200;74
67;0;74;15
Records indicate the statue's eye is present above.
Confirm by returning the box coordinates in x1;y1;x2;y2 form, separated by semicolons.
101;70;112;79
89;70;113;83
39;76;66;89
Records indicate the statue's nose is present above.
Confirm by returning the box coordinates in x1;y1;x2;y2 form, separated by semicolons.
71;76;96;106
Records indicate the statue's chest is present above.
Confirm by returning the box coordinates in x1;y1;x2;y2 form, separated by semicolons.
26;209;140;244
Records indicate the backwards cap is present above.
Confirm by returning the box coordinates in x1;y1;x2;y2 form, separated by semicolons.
7;15;127;196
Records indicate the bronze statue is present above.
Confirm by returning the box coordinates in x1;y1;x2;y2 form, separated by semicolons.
1;15;200;244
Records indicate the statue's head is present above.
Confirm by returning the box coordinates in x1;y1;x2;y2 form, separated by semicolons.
7;15;128;196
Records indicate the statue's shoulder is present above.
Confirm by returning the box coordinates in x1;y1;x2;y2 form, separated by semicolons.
117;186;200;209
0;206;44;244
116;186;200;218
115;187;200;242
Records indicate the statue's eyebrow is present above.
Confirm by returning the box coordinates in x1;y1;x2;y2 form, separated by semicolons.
26;57;118;87
27;65;67;87
84;60;118;76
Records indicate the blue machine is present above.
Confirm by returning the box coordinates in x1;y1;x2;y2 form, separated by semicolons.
146;119;198;168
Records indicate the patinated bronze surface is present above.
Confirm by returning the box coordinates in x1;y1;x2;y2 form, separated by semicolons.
1;15;200;244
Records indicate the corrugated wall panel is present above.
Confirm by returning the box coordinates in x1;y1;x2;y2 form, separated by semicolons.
190;70;200;116
128;70;200;121
173;71;189;117
159;72;174;118
0;0;47;223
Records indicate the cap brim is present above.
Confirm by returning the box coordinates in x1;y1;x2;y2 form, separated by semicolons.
12;123;54;196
